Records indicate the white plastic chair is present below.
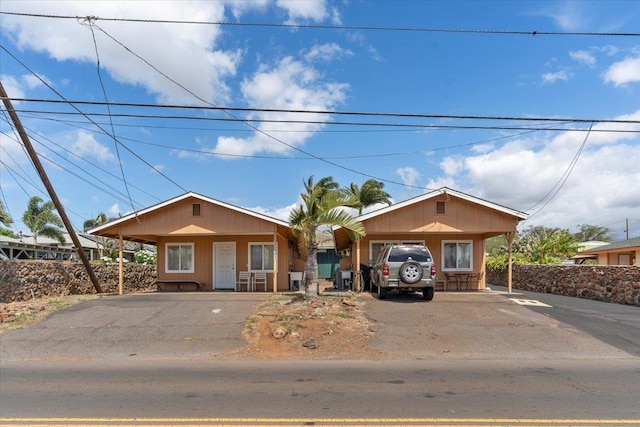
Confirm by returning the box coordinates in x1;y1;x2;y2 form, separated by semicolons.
254;272;267;292
236;271;251;292
289;271;303;291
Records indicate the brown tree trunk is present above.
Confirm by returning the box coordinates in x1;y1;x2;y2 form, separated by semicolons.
304;243;319;299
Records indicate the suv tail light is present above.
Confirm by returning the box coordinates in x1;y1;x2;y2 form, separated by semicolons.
382;263;389;276
430;264;436;277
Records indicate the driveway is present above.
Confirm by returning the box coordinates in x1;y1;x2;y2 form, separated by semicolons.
364;289;633;360
0;289;634;362
0;292;269;362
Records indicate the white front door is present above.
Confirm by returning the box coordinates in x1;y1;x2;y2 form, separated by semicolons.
213;242;236;290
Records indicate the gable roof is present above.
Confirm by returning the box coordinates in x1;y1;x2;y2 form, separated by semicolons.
579;236;640;254
332;187;528;252
88;192;291;243
357;187;528;221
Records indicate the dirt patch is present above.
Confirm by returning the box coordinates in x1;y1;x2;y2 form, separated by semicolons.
226;293;387;360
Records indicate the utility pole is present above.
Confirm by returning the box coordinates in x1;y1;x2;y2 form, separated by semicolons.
1;82;102;293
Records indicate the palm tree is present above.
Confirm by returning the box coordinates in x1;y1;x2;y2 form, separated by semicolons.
22;196;66;245
290;176;366;299
0;201;12;226
0;201;17;238
342;179;392;215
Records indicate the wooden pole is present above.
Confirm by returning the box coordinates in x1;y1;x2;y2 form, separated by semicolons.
0;82;102;293
118;232;124;295
506;231;515;294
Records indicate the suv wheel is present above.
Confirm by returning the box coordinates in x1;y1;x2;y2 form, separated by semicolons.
423;287;434;301
399;261;423;284
377;284;388;299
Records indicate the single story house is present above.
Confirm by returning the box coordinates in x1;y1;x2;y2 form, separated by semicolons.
333;187;528;292
89;187;527;294
574;237;640;266
89;192;302;292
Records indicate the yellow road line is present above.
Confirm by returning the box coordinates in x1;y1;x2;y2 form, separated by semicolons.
2;418;640;426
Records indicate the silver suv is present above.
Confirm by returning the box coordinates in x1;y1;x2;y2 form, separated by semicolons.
371;244;436;300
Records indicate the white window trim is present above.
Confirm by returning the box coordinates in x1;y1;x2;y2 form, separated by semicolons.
165;242;195;273
249;242;275;272
441;240;473;272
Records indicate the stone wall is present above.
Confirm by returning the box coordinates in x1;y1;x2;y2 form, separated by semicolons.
0;261;157;302
486;264;640;306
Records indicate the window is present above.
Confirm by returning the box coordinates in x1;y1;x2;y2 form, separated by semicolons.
442;240;472;271
166;243;194;273
436;201;446;215
192;203;201;216
250;243;275;271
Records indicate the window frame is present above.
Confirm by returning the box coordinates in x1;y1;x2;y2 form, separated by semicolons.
165;242;195;273
249;242;275;272
441;240;473;272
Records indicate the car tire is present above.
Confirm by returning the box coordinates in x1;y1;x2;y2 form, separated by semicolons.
377;284;388;299
399;261;423;284
423;287;434;301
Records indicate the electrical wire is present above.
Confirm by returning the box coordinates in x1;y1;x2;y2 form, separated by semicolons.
82;16;137;216
1;11;639;37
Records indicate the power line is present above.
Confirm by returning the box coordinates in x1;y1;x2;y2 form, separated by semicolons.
1;11;639;37
9;97;640;126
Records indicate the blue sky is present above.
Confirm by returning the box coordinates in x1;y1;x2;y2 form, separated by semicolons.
1;0;639;240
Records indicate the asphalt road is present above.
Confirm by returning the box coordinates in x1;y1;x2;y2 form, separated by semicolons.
1;288;639;425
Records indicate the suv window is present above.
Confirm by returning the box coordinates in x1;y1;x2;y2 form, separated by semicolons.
387;247;432;263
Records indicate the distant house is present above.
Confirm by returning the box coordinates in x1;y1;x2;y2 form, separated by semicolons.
575;237;640;266
0;232;110;261
333;187;528;291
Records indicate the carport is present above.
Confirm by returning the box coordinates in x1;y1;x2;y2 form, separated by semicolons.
333;187;527;293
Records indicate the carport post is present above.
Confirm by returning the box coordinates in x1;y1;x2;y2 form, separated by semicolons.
118;233;124;295
506;232;515;294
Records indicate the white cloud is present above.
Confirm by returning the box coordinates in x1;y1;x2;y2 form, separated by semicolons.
303;43;352;63
108;203;120;217
569;50;596;67
1;1;250;105
434;110;640;235
603;56;640;87
396;166;421;187
276;0;329;24
212;56;349;157
534;1;590;32
67;131;115;162
250;202;297;222
542;70;571;84
0;75;26;102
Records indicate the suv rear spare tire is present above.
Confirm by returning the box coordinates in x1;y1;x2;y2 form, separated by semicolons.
399;260;423;284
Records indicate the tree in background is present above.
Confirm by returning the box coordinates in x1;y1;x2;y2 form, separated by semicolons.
519;226;578;264
573;224;614;243
486;226;579;270
22;196;65;244
0;202;17;238
342;179;392;215
290;176;365;299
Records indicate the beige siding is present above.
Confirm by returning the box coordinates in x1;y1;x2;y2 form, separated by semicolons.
158;233;292;291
